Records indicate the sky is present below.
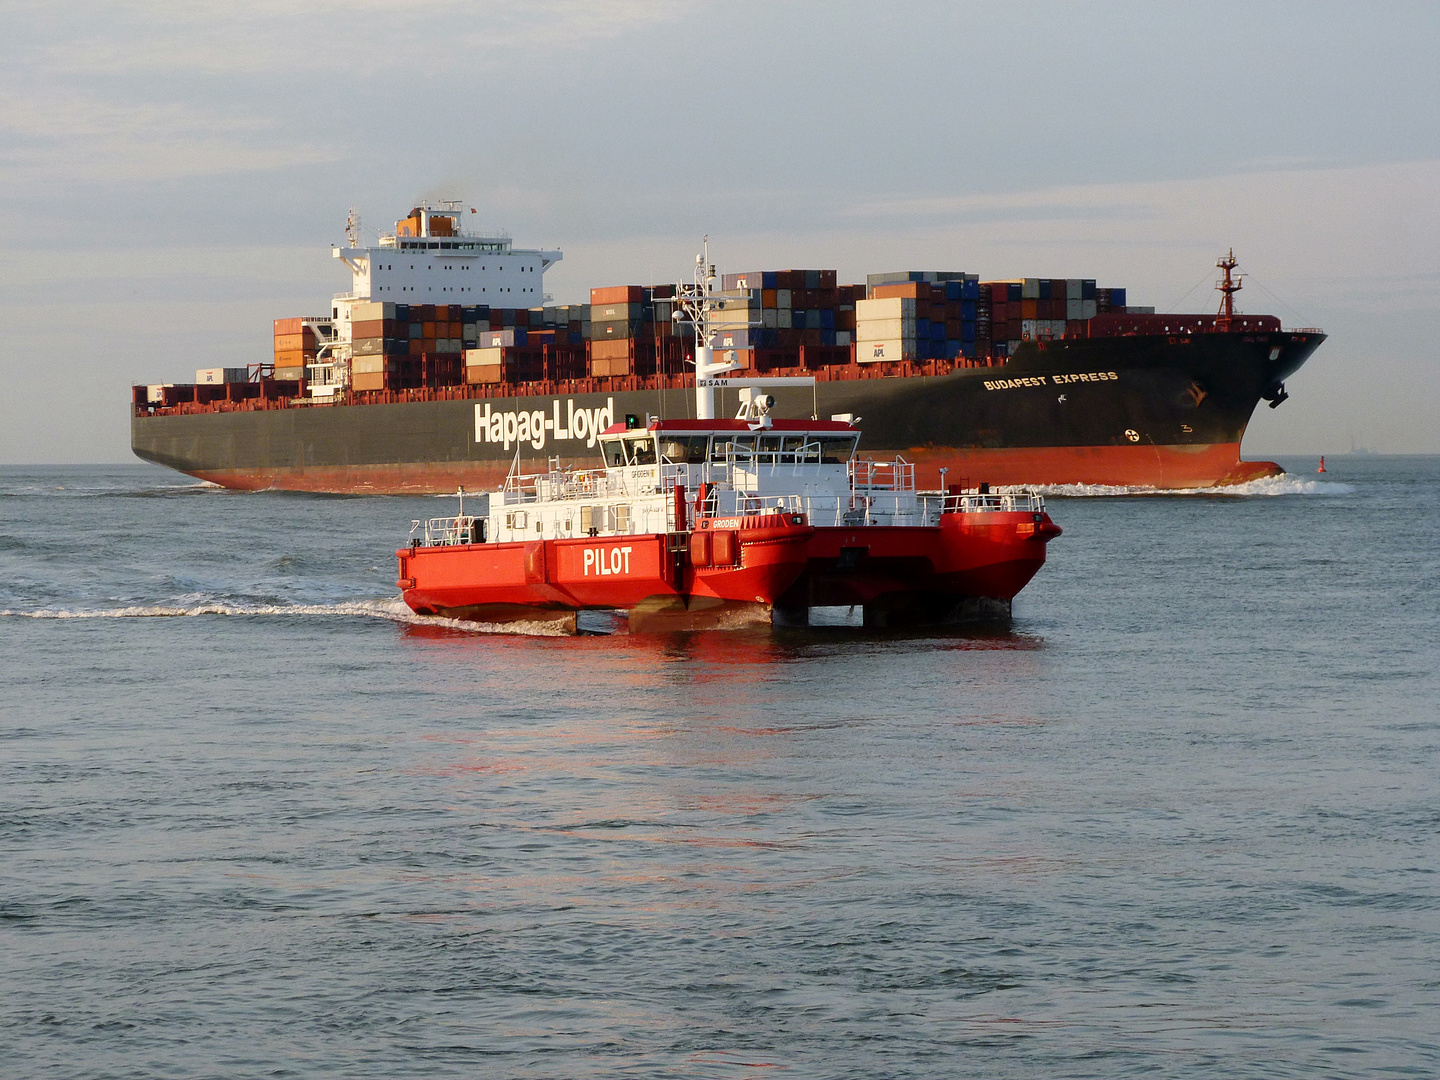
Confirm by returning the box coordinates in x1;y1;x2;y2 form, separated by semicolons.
1;0;1437;462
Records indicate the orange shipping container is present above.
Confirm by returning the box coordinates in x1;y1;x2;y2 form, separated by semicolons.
1020;299;1038;319
463;364;505;385
273;317;308;337
871;282;934;301
273;349;311;368
273;333;315;352
352;371;387;392
351;319;388;338
590;285;644;305
590;339;633;361
591;355;634;377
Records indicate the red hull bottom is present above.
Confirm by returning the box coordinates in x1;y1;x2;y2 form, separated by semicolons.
398;516;814;633
891;442;1280;490
191;442;1276;495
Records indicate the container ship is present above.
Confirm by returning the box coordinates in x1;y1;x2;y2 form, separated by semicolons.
131;202;1325;492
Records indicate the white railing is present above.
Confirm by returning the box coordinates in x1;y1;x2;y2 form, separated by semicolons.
498;466;648;504
412;515;480;546
850;457;915;494
734;494;804;517
916;491;1048;517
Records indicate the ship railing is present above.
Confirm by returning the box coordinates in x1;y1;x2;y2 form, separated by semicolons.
734;494;804;517
916;491;1048;519
497;467;647;504
412;515;480;546
850;457;915;495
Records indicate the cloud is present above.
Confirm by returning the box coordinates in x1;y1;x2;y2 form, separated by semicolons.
33;0;692;77
0;88;341;183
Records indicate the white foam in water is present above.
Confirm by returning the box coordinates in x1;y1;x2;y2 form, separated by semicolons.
0;595;573;636
1031;475;1354;498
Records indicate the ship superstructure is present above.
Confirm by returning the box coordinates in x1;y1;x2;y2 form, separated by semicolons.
300;203;561;396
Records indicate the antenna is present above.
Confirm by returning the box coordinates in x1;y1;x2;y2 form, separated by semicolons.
672;236;742;420
1216;248;1242;328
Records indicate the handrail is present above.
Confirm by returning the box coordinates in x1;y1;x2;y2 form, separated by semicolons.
412;515;479;546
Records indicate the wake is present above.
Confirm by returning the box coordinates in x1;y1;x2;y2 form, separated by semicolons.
0;596;571;636
1030;475;1354;498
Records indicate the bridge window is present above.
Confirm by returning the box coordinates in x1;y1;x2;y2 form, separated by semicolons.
658;435;709;464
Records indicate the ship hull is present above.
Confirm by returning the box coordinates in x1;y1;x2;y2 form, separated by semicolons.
397;516;815;633
133;330;1324;492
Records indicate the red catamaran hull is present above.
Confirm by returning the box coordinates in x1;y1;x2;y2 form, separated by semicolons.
398;510;1061;632
397;515;815;632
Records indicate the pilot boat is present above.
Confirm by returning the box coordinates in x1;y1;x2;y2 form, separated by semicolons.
396;246;1061;632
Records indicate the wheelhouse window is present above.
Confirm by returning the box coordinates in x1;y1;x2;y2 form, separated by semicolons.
658;435;709;464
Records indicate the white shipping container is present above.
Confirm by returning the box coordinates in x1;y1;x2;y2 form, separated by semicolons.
1066;298;1083;320
857;338;910;363
480;329;516;348
761;308;777;328
1021;278;1040;299
350;300;393;322
146;384;171;403
1066;279;1082;296
195;367;247;384
835;330;851;346
856;296;917;320
855;317;917;340
351;356;389;374
273;367;305;381
465;346;504;365
1082;300;1098;319
776;289;792;308
777;309;792;329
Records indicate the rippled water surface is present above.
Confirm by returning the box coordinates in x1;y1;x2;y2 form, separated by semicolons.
2;457;1437;1078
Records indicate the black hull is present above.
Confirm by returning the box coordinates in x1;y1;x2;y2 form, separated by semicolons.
132;330;1324;492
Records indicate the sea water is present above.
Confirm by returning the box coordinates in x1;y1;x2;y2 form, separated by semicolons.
2;456;1437;1079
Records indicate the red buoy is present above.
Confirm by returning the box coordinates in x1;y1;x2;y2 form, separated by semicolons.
1317;456;1326;473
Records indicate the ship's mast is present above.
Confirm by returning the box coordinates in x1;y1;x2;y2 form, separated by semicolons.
1216;248;1242;330
673;237;740;420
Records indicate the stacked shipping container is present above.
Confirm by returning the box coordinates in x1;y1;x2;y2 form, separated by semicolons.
856;274;980;362
710;269;859;370
271;267;1133;396
588;285;692;377
273;317;320;380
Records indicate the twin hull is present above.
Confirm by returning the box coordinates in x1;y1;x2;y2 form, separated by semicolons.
397;511;1060;631
133;331;1324;492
